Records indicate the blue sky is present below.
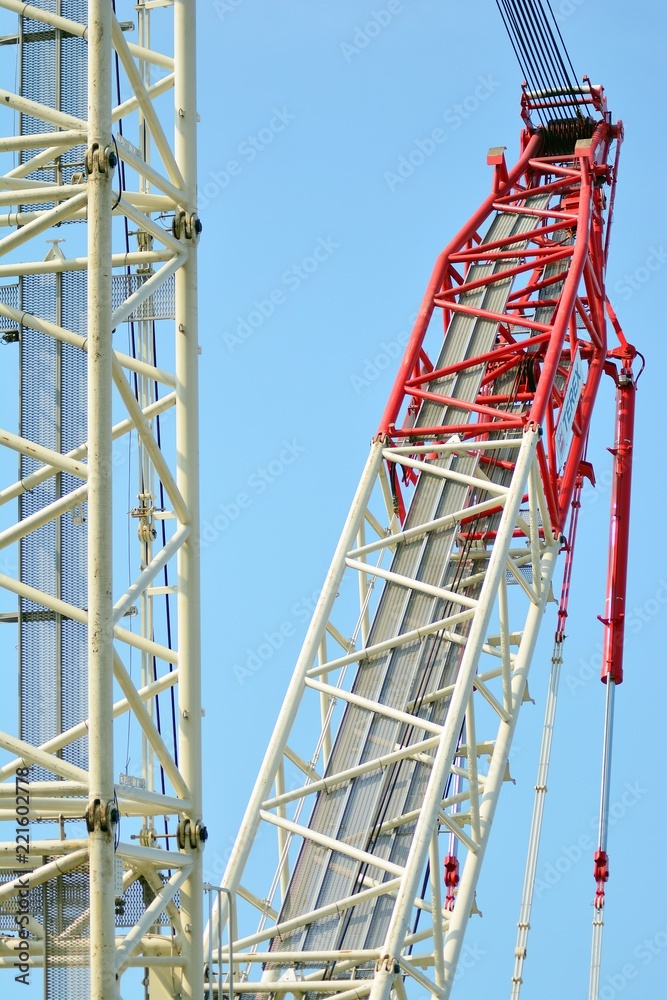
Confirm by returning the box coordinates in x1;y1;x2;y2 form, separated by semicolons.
0;0;665;996
196;2;667;997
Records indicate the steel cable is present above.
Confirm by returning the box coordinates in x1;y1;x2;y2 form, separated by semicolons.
495;0;583;121
525;0;581;110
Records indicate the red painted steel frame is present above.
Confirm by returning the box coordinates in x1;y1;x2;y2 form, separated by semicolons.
376;106;635;546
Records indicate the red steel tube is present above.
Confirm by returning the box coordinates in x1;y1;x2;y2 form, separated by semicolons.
600;368;636;684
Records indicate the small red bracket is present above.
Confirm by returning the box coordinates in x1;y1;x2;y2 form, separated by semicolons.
443;854;460;911
593;849;609;909
487;147;509;193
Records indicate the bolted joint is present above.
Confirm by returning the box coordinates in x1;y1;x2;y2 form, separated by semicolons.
375;954;400;975
172;209;203;243
85;142;117;176
85;798;120;834
177;818;208;850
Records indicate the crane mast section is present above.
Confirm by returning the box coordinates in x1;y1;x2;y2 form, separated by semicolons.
214;97;627;1000
0;0;204;994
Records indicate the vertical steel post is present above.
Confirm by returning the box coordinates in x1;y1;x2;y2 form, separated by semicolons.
86;0;116;994
174;0;204;993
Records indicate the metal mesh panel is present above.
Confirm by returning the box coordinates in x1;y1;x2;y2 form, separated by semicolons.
19;271;88;776
0;283;19;331
0;870;44;930
506;564;534;584
0;864;90;995
16;7;90;997
115;877;179;928
44;864;90;997
19;0;87;210
112;272;176;321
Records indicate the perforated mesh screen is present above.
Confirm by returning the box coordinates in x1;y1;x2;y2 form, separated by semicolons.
19;271;88;776
115;876;179;928
44;864;90;996
0;283;19;331
19;0;87;211
0;863;90;995
0;869;44;930
112;272;176;321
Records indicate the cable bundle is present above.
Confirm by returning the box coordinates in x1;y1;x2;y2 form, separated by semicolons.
495;0;583;127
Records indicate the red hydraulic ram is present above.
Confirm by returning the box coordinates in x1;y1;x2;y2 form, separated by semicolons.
599;359;636;684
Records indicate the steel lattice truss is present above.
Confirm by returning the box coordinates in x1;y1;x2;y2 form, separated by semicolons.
211;89;638;1000
0;0;204;996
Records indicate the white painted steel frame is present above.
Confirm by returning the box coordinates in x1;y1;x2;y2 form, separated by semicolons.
0;0;202;994
210;428;562;1000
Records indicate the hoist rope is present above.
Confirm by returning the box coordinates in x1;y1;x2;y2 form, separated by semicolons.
495;0;583;124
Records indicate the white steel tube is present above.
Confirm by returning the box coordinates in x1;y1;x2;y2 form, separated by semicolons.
112;72;175;124
111;16;185;191
115;868;189;972
262;735;441;810
0;299;176;386
0;670;178;781
0;190;87;254
86;0;116;993
305;609;475;677
511;635;565;998
305;678;444;735
0;129;87;152
588;679;616;1000
0;249;171;276
0;87;84;129
0;849;89;903
0;484;88;551
112;651;190;799
344;558;478;609
0;570;179;664
0;428;88;478
112;523;190;622
110;253;185;329
259;810;405;877
173;0;204;991
224;876;402;955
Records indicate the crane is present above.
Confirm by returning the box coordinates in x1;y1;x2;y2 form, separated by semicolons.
0;0;642;997
210;7;639;1000
0;0;203;996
